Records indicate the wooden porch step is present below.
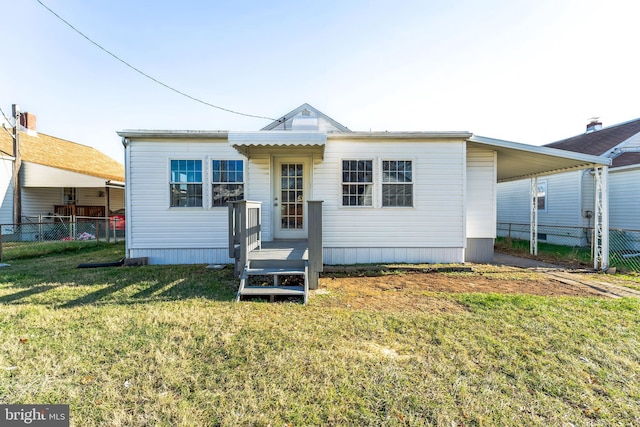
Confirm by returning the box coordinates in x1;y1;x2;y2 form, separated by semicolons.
239;286;305;296
245;267;306;276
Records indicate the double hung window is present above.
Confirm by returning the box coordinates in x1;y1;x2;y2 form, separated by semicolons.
341;159;413;207
342;160;373;206
212;160;244;207
170;160;203;207
382;160;413;207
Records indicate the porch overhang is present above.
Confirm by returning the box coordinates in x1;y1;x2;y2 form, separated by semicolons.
229;131;327;158
468;135;612;182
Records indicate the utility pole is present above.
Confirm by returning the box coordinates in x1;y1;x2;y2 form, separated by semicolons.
12;104;22;225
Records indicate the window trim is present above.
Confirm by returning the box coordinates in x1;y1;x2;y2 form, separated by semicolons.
339;157;416;209
340;158;375;208
380;158;414;208
169;158;204;209
536;180;547;213
211;159;245;208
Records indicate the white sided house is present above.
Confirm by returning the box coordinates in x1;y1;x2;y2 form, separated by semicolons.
498;118;640;259
118;104;609;301
0;111;125;227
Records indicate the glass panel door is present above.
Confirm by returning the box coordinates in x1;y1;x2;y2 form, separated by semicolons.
281;163;304;229
275;160;307;239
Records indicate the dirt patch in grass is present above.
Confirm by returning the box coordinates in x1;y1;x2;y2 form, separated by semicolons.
315;269;604;311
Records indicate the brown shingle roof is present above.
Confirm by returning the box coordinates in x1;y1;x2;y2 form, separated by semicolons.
612;152;640;168
544;118;640;157
0;129;124;182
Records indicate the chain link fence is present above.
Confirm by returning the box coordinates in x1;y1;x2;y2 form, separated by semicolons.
497;222;640;273
0;216;124;262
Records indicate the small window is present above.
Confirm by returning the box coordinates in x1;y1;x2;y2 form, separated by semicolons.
212;160;244;207
342;160;373;206
63;187;77;205
170;160;203;207
536;181;547;212
382;160;413;207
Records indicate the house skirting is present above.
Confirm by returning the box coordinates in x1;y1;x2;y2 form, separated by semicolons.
465;238;494;263
128;247;466;265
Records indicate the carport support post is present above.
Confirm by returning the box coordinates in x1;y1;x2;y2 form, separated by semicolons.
593;166;609;270
530;177;538;256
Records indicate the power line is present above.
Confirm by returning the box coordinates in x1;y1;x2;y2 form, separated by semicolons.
0;107;15;139
0;107;13;125
34;0;276;121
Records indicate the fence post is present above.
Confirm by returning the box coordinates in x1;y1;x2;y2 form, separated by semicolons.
507;223;512;247
0;228;3;262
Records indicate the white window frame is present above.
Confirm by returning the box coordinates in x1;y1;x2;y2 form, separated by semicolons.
537;180;547;213
211;159;245;208
169;158;204;208
380;159;414;208
340;158;375;207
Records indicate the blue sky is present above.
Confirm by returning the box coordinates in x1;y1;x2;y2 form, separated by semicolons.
1;0;639;162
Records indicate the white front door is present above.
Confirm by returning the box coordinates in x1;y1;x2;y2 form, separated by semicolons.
274;158;309;239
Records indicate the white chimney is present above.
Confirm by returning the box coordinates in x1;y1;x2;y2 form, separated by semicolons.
586;118;602;133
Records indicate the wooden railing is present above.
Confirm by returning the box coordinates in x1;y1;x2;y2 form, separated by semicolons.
228;201;262;277
54;205;106;217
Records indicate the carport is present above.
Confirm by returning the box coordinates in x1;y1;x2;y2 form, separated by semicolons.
468;135;612;269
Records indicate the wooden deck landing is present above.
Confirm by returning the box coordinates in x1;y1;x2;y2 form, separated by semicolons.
248;240;308;262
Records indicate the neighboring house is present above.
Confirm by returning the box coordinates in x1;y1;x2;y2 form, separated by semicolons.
118;103;608;284
497;118;640;247
0;112;125;226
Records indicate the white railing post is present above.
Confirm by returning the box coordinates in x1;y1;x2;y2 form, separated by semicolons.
530;177;538;255
594;166;609;270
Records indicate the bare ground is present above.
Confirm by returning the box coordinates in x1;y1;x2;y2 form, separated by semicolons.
312;264;640;312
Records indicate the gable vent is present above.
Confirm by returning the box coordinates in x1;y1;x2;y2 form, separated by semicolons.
291;109;319;131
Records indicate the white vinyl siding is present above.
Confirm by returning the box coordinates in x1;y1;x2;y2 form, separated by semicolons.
108;188;125;212
127;139;243;258
126;136;476;265
609;167;640;229
0;157;13;224
316;138;465;252
466;147;496;238
497;171;583;227
21;188;63;218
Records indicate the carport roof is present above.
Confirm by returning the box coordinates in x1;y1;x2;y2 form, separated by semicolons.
468;135;611;183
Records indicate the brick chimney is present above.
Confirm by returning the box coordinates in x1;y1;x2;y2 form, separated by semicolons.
585;118;602;133
19;112;36;131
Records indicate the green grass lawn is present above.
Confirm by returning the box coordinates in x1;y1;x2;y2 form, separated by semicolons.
1;243;639;426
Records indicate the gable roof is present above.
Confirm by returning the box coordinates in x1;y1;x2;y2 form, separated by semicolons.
544;118;640;168
261;103;351;132
0;129;124;182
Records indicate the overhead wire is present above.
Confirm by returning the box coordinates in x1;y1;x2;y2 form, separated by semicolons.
0;106;14;125
34;0;276;121
0;107;16;139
